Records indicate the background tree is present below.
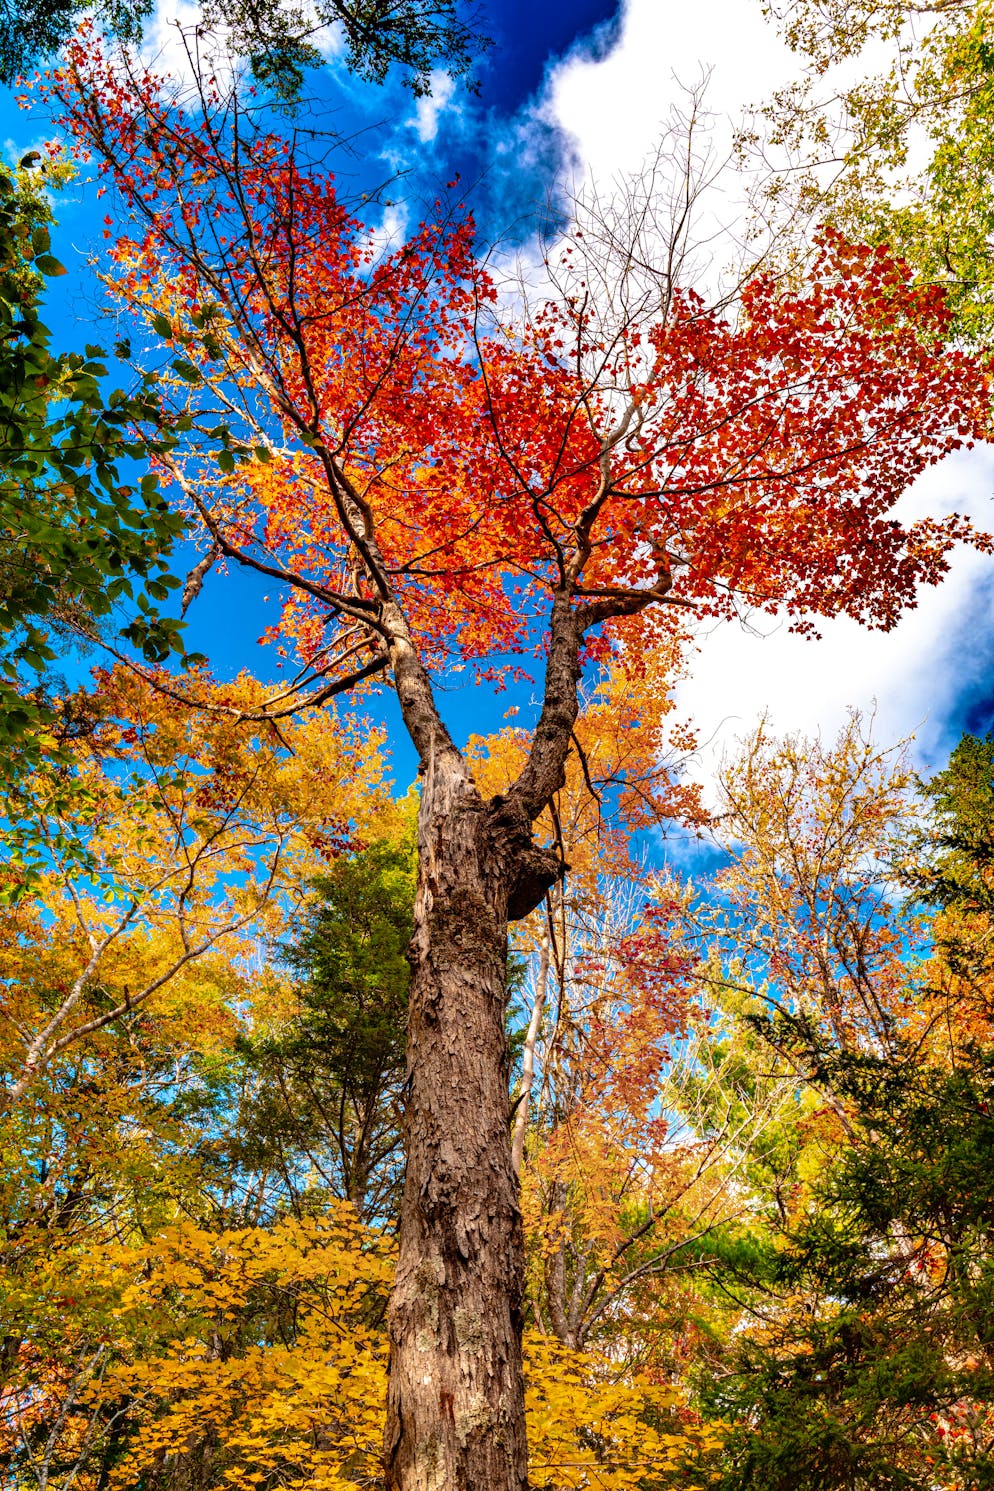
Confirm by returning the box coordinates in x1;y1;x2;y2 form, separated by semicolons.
0;0;488;96
906;732;994;1033
2;1202;719;1491
0;665;390;1110
0;158;184;774
663;720;994;1490
757;0;994;345
234;821;416;1226
706;1050;994;1490
0;776;720;1490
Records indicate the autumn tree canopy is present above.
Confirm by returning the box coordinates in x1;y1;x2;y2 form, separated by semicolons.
44;38;993;705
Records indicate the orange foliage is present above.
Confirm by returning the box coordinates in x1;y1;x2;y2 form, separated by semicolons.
0;667;391;1105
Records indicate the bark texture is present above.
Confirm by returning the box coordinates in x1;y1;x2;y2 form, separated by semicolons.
384;752;542;1491
381;592;589;1490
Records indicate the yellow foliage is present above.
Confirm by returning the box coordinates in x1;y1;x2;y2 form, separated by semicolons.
0;666;394;1104
5;1204;721;1491
525;1333;724;1490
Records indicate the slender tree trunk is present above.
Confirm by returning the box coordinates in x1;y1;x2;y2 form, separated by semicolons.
384;757;531;1491
511;929;550;1177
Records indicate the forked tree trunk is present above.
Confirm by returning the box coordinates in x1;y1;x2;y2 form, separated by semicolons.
382;593;581;1490
384;752;548;1491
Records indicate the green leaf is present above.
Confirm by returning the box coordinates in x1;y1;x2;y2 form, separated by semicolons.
34;255;67;277
171;359;202;383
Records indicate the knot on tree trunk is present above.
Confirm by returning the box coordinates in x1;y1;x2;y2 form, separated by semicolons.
507;842;561;920
487;796;563;921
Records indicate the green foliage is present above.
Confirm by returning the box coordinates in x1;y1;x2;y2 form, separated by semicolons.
0;161;185;773
688;729;994;1489
0;0;489;96
233;828;416;1223
909;734;994;966
763;0;994;345
705;1048;994;1489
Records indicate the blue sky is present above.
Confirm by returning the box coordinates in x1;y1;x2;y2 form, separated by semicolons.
4;0;994;799
477;0;621;112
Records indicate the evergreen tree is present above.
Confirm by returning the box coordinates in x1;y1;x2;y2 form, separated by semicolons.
234;833;414;1225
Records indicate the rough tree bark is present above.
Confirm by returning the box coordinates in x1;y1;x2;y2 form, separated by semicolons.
383;598;586;1491
385;766;526;1489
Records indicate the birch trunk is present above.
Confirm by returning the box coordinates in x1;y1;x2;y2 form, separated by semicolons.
511;930;550;1177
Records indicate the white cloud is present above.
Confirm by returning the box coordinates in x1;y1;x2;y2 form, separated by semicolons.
675;445;994;790
368;200;409;261
3;134;60;168
309;17;346;62
547;0;795;183
140;0;234;89
409;70;456;144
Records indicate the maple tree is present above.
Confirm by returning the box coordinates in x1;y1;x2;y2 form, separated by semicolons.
3;1200;721;1491
33;30;994;1488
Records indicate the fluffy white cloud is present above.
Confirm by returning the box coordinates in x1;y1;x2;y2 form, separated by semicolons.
139;0;240;94
368;200;409;261
677;446;994;792
548;0;795;180
409;70;457;143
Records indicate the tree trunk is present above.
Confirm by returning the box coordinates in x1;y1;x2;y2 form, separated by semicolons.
384;757;532;1491
511;929;549;1178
